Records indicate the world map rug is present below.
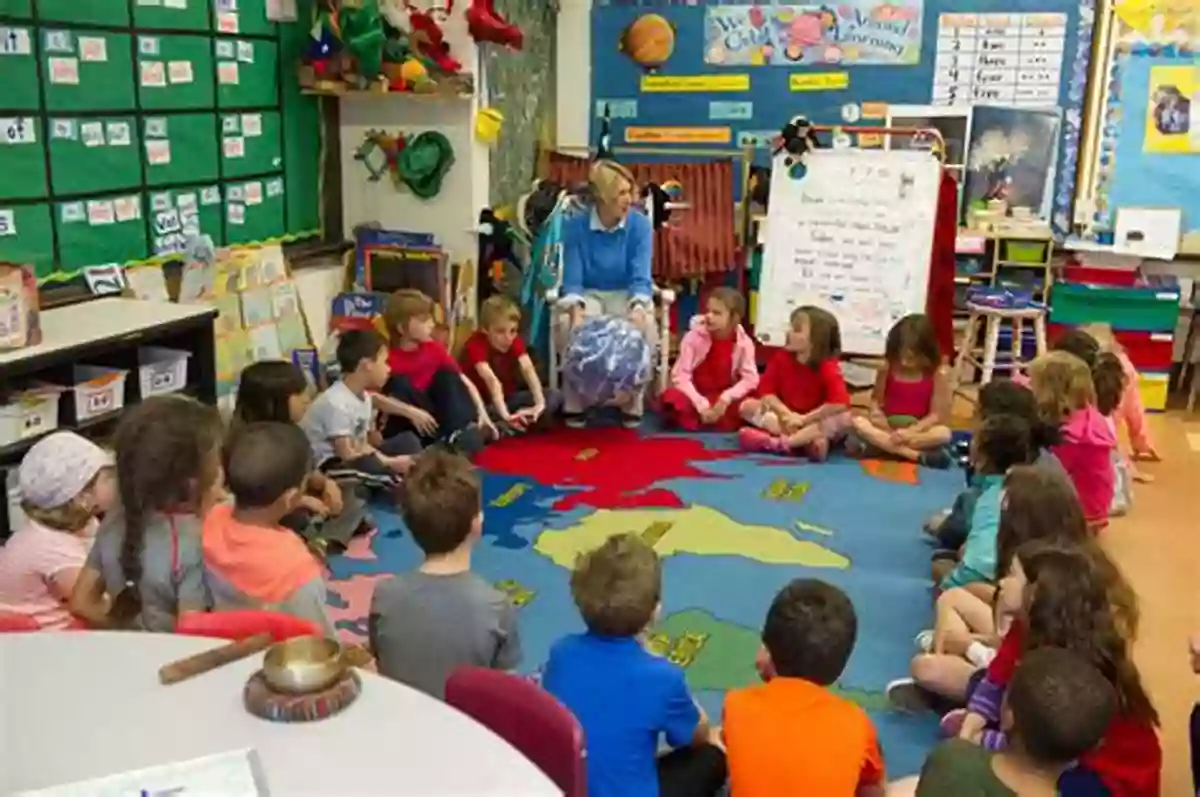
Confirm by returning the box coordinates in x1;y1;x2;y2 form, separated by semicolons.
325;426;961;777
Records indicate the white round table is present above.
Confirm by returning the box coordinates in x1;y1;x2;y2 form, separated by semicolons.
0;632;561;796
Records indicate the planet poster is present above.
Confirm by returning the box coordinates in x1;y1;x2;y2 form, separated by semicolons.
704;1;924;67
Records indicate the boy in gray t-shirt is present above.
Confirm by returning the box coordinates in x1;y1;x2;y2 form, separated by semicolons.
369;448;521;699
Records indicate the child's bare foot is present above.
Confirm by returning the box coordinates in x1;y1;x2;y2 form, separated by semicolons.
804;436;830;462
738;428;789;454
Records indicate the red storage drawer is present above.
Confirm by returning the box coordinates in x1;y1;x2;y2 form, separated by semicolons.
1062;265;1138;287
1046;324;1173;370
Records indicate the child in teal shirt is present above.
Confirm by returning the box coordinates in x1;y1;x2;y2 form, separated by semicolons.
938;414;1031;591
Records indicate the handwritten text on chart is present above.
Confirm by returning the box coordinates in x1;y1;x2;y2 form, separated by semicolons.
624;127;733;145
933;12;1066;108
640;74;750;93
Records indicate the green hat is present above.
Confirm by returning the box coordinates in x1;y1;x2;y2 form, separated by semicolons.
397;131;455;200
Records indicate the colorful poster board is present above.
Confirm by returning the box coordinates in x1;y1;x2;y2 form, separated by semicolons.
0;0;322;282
590;0;1095;237
1089;9;1199;252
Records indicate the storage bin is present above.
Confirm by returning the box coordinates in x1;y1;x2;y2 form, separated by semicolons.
1000;239;1049;264
1046;326;1175;371
1136;371;1169;412
137;346;190;398
66;366;128;423
1062;265;1138;287
0;386;62;448
1049;283;1180;332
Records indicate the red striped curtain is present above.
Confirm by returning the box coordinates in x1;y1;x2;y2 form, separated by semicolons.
544;153;739;280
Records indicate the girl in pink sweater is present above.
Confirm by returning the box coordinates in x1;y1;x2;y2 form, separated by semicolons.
1029;351;1116;528
1080;324;1159;463
661;287;759;432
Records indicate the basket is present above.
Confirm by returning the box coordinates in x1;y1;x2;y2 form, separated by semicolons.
1001;239;1049;264
137;346;190;399
0;386;63;448
66;366;128;423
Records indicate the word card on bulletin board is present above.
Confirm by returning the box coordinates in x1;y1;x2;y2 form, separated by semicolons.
591;0;1095;237
1087;4;1198;254
0;0;322;282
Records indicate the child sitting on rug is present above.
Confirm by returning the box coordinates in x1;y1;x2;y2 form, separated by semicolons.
1028;351;1116;528
543;533;727;797
0;432;114;629
957;541;1160;797
849;314;953;469
1089;354;1135;516
233;360;365;551
460;295;559;434
724;579;887;796
661;287;759;432
934;414;1030;595
372;289;495;453
70;396;224;631
302;330;420;490
203;422;336;637
370;448;521;700
738;305;850;460
901;648;1116;797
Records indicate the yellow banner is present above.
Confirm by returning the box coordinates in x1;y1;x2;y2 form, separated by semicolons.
789;72;850;92
625;126;733;144
640;74;750;93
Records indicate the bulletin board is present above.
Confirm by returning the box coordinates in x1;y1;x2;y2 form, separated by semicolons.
0;0;322;282
1087;4;1199;254
590;0;1096;237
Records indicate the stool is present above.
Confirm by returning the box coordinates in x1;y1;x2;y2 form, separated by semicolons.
953;304;1048;392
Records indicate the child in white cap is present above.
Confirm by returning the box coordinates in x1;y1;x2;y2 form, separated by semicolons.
0;431;114;629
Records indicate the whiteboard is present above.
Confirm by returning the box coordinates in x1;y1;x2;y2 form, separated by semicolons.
757;148;941;356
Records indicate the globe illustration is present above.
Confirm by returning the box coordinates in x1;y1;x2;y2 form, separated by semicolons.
620;14;675;71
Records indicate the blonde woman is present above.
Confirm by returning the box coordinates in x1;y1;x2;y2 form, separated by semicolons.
558;159;658;427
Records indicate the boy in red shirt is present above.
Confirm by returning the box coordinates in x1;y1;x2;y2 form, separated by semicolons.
373;289;495;454
460;296;560;434
738;305;851;461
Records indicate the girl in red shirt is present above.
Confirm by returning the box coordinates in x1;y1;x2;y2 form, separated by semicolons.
661;287;759;432
738;306;850;461
849;314;954;469
959;540;1161;797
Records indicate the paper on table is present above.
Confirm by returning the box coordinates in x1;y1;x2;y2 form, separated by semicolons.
244;181;263;205
125;265;170;301
237;40;254;63
80;122;104;147
12;749;269;797
113;196;141;222
60;202;85;223
241;112;262;137
1;117;36;144
228;203;246;225
51;119;76;140
105;121;131;146
1114;207;1182;260
86;200;115;226
217;12;240;33
145;117;168;137
139;36;160;55
223;136;245;158
218;61;239;85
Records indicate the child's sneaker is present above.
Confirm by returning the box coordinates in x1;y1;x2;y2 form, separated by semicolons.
621;412;643;429
886;677;936;714
738;427;788;454
923;509;950;539
918;446;954;470
563;411;587;429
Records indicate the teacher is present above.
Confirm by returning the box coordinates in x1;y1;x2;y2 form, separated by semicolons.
558;160;659;427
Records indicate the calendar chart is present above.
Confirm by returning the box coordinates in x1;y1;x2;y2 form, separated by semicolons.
933;13;1067;108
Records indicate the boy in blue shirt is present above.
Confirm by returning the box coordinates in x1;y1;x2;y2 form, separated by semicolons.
543;533;726;797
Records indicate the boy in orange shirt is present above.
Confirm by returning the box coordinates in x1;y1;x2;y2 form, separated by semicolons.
372;289;496;454
723;578;887;797
460;295;560;434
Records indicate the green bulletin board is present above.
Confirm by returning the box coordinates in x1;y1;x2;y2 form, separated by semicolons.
0;0;321;281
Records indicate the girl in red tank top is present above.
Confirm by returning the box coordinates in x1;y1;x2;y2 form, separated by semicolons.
849;314;954;468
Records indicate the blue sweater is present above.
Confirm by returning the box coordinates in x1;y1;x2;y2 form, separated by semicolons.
561;206;654;305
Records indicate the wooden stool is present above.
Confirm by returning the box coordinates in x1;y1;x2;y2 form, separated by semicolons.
954;303;1048;392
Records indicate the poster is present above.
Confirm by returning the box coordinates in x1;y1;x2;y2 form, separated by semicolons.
933;13;1067;108
703;1;923;67
965;105;1061;220
1144;64;1196;154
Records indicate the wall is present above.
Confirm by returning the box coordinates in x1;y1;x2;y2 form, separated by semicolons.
338;14;491;267
556;0;592;153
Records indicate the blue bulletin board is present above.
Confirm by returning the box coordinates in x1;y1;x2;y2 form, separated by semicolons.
1090;12;1199;253
591;0;1095;236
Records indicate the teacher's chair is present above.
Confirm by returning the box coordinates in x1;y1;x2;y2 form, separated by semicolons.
446;667;587;797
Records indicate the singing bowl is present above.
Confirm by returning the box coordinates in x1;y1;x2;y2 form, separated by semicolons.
262;636;355;694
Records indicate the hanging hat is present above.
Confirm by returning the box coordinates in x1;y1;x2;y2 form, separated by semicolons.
397;131;455;200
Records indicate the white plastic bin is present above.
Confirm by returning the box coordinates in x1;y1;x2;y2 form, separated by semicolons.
137;346;190;398
0;386;63;448
68;366;128;422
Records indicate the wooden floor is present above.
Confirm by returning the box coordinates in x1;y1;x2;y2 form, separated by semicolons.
1105;409;1199;796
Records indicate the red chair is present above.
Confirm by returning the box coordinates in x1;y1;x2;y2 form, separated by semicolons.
445;667;586;797
175;610;322;643
0;611;40;632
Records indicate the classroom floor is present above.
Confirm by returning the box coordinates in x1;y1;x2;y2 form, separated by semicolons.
1101;409;1199;796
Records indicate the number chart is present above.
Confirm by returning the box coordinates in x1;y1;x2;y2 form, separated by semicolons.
934;13;1067;108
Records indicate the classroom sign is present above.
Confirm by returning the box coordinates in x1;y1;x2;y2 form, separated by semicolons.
703;1;924;67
